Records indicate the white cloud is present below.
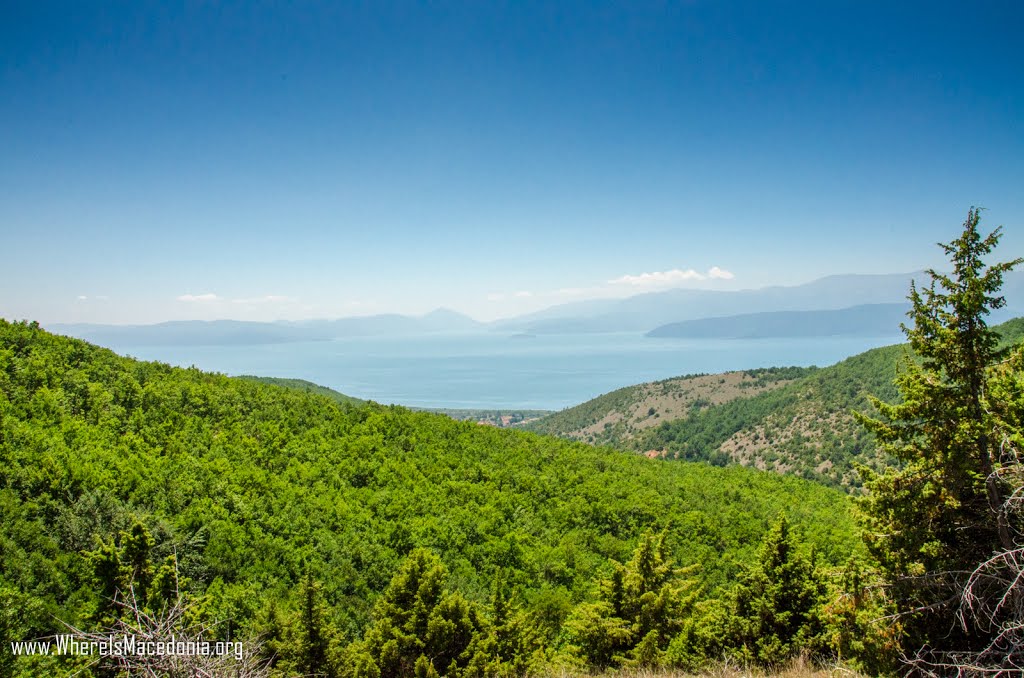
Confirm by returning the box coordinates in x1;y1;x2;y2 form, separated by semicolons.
77;295;88;300
708;266;735;280
176;293;220;302
487;293;505;302
513;290;532;298
609;268;705;287
608;267;735;288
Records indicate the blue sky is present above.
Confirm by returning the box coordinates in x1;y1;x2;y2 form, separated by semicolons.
2;1;1022;323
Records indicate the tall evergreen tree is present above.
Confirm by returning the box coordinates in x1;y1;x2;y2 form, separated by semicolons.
858;208;1023;656
566;530;698;668
727;516;827;666
341;549;490;678
296;573;337;678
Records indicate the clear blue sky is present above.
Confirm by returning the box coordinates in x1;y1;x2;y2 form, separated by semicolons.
2;1;1022;323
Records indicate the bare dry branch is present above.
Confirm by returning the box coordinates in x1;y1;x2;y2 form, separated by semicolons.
58;580;271;677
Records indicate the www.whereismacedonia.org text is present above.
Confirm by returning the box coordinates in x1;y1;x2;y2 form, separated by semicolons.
10;635;244;660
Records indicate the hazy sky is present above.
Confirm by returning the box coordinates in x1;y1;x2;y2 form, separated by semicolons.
2;1;1022;324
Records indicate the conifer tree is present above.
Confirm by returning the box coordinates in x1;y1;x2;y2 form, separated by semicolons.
566;530;698;668
88;521;178;623
486;571;533;674
296;573;336;677
858;208;1023;656
341;549;489;677
727;516;826;666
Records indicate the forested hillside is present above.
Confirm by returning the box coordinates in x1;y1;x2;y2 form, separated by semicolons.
236;375;366;406
529;318;1024;491
525;367;812;447
0;320;865;676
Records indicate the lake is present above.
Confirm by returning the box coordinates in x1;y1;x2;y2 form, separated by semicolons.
108;332;905;410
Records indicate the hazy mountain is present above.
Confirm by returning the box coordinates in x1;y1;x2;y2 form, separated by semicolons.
48;320;302;346
499;270;1024;334
50;309;483;346
47;272;1024;344
647;303;913;339
419;308;484;332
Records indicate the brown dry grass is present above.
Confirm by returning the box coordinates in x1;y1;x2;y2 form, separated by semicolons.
571;372;797;442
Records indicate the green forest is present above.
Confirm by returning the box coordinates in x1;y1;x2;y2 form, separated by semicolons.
2;211;1023;676
0;319;864;676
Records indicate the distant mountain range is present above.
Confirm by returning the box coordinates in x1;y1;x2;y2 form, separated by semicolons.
498;270;1024;334
49;308;482;346
46;271;1024;345
647;303;913;339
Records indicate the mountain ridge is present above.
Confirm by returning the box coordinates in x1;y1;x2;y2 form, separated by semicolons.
45;270;1024;345
647;303;913;339
49;308;484;346
526;316;1024;491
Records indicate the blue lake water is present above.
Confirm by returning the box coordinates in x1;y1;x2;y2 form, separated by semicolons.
109;332;905;410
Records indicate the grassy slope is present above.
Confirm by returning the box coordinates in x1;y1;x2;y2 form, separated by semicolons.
525;367;814;447
637;343;906;490
528;318;1024;491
